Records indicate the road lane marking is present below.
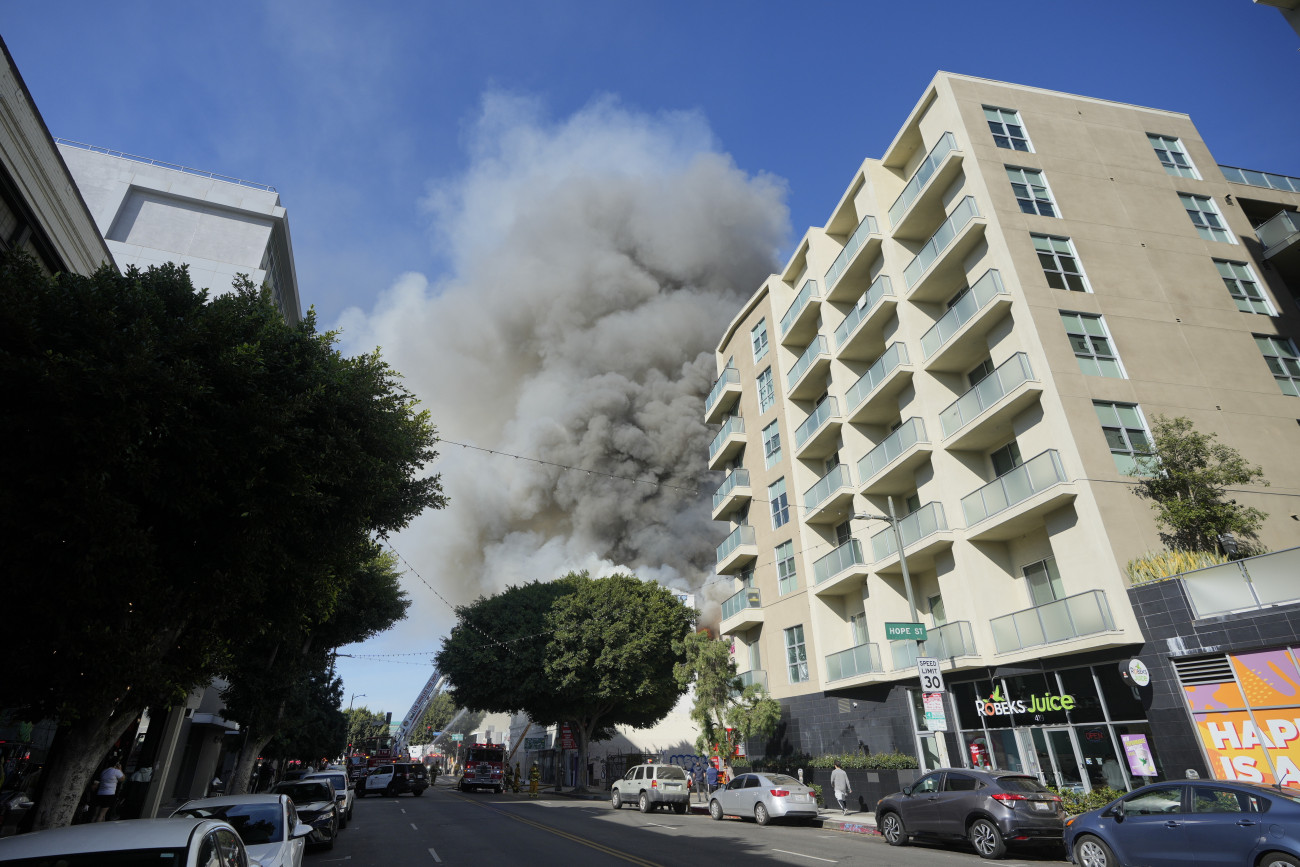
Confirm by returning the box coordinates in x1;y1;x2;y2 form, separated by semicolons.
450;792;660;866
411;822;418;830
773;851;837;863
428;846;441;862
643;822;680;829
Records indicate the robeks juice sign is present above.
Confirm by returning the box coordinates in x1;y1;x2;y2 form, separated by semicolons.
976;684;1077;717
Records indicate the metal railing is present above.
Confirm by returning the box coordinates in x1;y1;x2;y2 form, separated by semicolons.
1178;547;1300;619
891;621;976;668
706;367;740;416
991;590;1115;653
713;469;750;512
870;502;947;561
813;539;867;585
939;353;1034;438
834;275;895;349
787;335;830;392
56;138;278;192
961;449;1067;526
794;396;840;450
920;269;1007;359
721;586;762;622
734;669;768;695
1256;210;1300;254
804;463;853;512
715;525;756;564
709;416;746;460
889;132;959;226
826;642;883;682
857;417;926;484
844;343;909;416
825;214;881;294
781;279;821;336
1220;165;1300;194
904;196;981;288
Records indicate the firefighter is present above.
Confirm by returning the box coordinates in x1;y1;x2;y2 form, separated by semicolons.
503;763;514;792
512;762;522;793
528;762;540;798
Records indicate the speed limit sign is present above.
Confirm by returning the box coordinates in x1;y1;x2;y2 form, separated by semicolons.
916;657;945;693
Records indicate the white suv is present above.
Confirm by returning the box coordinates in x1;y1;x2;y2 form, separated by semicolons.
611;763;690;814
304;771;354;825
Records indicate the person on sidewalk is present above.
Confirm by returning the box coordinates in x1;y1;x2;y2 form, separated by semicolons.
830;761;852;815
528;762;540;798
705;762;718;796
93;762;125;822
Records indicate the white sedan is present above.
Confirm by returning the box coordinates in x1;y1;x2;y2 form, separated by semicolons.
174;793;311;867
0;816;272;866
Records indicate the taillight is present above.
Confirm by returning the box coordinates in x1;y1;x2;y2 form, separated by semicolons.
991;793;1026;803
769;789;789;797
651;779;658;788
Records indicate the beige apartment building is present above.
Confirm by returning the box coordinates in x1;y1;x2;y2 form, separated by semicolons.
706;72;1300;790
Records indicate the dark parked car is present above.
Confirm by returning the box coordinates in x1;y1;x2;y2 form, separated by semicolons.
271;779;339;850
875;767;1064;859
1065;779;1300;867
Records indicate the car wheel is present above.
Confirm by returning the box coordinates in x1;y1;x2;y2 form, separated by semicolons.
323;819;337;851
1074;835;1116;867
412;788;423;797
611;790;623;809
709;799;723;821
755;803;771;826
969;818;1006;860
1260;855;1300;867
880;811;908;847
638;792;651;813
672;802;686;815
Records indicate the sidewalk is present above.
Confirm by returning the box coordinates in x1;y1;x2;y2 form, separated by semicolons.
685;796;880;836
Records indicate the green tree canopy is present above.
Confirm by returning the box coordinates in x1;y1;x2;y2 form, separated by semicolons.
674;631;780;766
344;706;389;752
416;691;457;740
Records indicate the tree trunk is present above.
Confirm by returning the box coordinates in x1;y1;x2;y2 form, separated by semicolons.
31;704;143;830
229;733;274;795
572;717;597;794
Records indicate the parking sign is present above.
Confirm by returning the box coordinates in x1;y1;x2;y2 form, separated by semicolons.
916;657;945;693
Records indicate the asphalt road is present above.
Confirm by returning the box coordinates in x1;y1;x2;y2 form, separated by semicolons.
311;780;1072;867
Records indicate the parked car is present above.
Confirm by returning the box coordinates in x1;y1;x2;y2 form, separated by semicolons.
875;767;1064;859
270;779;339;850
1065;779;1300;867
0;816;264;866
611;763;691;814
357;762;428;797
173;793;310;867
303;770;354;825
707;771;818;826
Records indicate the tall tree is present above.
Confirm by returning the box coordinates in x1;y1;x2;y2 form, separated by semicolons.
416;692;457;742
674;631;780;775
0;254;445;828
344;707;389;753
1130;414;1269;554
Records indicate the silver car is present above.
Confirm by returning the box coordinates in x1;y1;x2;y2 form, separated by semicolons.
611;763;691;813
709;772;819;826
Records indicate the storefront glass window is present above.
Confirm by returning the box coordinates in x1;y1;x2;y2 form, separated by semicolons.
1074;724;1127;791
953;680;991;731
1001;672;1068;726
1098;664;1146;721
1111;722;1167;783
987;729;1028;774
1057;667;1105;723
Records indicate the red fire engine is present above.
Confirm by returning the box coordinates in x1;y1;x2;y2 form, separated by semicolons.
458;743;506;793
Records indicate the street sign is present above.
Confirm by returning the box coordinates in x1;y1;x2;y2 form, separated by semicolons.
885;622;928;641
916;656;945;693
450;733;463;742
922;692;948;732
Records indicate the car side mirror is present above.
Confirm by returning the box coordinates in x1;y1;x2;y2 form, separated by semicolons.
1109;802;1126;822
901;786;913;797
291;823;314;839
336;793;345;802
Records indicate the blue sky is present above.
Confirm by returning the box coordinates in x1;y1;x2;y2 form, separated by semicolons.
5;1;1297;722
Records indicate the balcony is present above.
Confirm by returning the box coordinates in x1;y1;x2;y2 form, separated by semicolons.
1178;547;1300;619
889;132;965;241
705;366;741;424
787;335;832;400
825;642;883;683
991;590;1116;654
803;463;855;525
734;668;769;695
824;214;883;303
834;275;898;362
812;538;870;596
708;415;746;471
1256;208;1300;262
903;196;988;303
961;449;1076;541
870;502;952;575
715;524;757;574
856;417;932;496
1220;164;1300;194
720;586;764;633
920;269;1013;374
939;353;1042;451
711;468;752;521
780;278;822;345
793;396;843;460
891;621;977;668
844;343;913;426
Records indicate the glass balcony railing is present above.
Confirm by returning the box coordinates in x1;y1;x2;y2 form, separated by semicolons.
920;269;1007;359
737;669;768;693
721;586;761;622
857;417;926;483
844;343;909;416
825;214;880;294
787;335;830;392
709;416;745;460
991;590;1115;653
781;279;821;336
891;621;976;668
889;132;959;226
834;275;895;349
961;450;1068;526
904;196;981;288
870;502;947;561
1256;210;1300;253
794;396;840;450
804;463;853;512
826;642;882;682
713;469;750;512
1180;547;1300;619
716;524;756;564
813;538;866;585
1220;165;1300;194
939;352;1033;438
705;367;740;416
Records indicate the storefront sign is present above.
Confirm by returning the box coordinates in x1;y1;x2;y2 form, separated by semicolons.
975;684;1076;717
923;692;948;732
559;723;577;750
1122;733;1158;777
1120;658;1151;688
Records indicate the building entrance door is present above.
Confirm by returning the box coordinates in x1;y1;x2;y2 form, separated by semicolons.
1029;727;1087;793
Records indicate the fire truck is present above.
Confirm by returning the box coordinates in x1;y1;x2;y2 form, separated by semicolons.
458;743;506;793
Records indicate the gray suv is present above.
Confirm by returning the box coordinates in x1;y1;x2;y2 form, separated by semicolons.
610;763;690;814
875;768;1065;859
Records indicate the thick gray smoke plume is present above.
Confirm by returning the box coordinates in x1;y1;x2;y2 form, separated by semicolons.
337;93;788;632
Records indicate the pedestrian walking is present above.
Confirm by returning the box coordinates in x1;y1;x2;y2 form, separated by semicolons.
705;762;718;795
830;761;852;814
692;762;704;802
93;762;125;822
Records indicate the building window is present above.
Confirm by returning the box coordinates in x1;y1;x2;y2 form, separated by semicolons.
1006;167;1057;217
784;625;809;683
1032;234;1088;292
984;106;1032;152
740;567;755;589
769;478;790;529
1147;134;1198;179
990;441;1022;477
928;594;947;626
1093;401;1152;474
757;367;775;414
849;612;868;645
776;541;797;595
1254;334;1300;396
833;520;852;546
752;318;769;362
967;358;995;388
1061;312;1125;378
762;420;782;468
1216;260;1272;315
1023;557;1064;607
1179;194;1232;243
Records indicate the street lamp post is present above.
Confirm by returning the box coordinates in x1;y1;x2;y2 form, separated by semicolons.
349;693;366;711
347;694;366;755
854;497;925;656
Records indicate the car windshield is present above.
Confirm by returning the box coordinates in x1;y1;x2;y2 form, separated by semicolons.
467;749;502;763
997;776;1052;794
0;850;187;866
309;773;347;790
275;782;332;803
656;766;686;780
175;803;284;844
766;774;802;788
